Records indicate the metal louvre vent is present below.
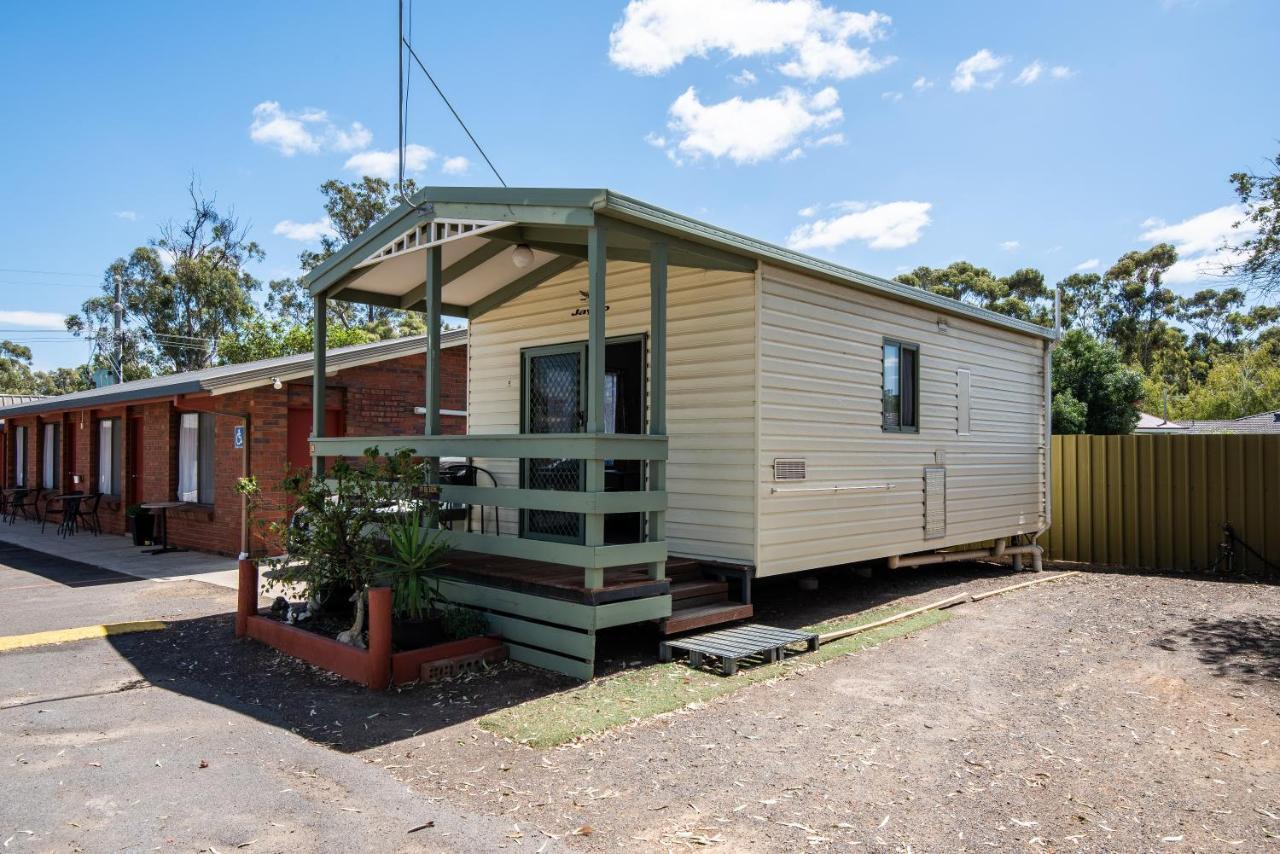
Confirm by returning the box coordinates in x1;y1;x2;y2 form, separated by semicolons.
773;458;807;481
924;466;946;539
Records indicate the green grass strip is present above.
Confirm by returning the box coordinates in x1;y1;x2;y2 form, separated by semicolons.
479;603;952;748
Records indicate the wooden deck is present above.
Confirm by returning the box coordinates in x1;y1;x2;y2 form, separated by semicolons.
435;550;701;606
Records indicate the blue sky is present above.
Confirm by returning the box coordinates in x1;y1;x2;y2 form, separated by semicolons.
1;0;1276;369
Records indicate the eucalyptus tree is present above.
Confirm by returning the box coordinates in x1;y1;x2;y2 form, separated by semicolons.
67;183;263;374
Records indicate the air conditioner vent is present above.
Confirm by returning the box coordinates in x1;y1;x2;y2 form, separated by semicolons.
773;458;807;481
924;466;946;539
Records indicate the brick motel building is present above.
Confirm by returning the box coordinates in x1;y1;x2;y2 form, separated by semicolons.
0;331;466;555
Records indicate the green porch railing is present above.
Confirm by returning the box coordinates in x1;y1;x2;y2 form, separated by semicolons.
309;433;669;587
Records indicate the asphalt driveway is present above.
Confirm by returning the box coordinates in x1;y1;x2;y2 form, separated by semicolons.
0;543;535;853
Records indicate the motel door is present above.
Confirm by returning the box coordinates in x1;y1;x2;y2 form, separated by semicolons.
520;337;646;545
287;408;343;472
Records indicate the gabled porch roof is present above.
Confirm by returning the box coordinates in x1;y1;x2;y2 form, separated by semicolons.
303;186;1056;339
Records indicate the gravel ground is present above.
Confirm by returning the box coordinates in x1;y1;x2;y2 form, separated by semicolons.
358;568;1280;852
9;550;1277;852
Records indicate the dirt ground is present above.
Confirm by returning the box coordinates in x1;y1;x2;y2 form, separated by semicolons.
95;561;1280;852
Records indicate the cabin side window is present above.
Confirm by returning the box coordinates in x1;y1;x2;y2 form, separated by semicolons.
882;340;919;432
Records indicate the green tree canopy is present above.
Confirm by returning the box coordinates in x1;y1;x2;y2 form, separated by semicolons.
1052;329;1144;434
217;319;378;365
894;261;1052;325
0;340;36;394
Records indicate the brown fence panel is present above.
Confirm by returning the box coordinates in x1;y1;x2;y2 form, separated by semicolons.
1044;434;1280;573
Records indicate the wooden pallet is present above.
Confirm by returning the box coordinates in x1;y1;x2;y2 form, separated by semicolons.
658;623;818;676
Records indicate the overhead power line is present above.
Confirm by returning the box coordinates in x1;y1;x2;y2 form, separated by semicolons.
0;267;98;278
398;0;507;188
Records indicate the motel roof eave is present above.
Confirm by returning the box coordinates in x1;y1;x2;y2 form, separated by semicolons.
305;186;1058;342
0;329;466;420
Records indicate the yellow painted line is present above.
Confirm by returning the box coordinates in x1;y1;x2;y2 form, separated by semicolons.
0;620;167;653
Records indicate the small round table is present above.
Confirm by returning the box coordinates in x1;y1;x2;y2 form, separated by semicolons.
140;501;187;555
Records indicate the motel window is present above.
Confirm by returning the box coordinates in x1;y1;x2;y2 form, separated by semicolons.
882;340;919;432
13;425;26;487
97;418;122;496
41;423;60;489
177;412;215;504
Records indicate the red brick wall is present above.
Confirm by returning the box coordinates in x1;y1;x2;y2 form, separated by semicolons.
2;344;467;556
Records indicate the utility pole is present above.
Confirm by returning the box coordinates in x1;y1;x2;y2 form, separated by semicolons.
113;272;124;383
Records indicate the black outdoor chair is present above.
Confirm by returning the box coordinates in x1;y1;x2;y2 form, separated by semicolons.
75;492;104;535
41;493;83;537
6;488;35;524
438;463;500;536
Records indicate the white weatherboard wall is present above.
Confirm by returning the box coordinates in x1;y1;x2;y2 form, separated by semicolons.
756;264;1047;577
467;260;757;564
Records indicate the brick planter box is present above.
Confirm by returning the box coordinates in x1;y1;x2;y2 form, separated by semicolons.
236;560;504;689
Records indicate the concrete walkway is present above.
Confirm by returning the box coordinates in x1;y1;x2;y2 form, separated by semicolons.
0;519;244;591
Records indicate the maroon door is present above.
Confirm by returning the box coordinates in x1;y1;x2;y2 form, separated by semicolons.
287;408;342;472
128;418;145;503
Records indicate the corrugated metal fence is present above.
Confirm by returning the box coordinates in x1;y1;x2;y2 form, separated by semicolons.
1042;434;1280;573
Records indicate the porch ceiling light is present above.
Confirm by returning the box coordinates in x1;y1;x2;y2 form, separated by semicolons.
511;243;535;269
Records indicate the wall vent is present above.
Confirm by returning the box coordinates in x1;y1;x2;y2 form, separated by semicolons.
773;458;807;481
924;466;946;539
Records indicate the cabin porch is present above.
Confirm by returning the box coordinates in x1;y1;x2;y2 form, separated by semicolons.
304;189;758;678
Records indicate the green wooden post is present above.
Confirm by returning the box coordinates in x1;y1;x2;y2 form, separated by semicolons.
647;241;667;581
424;245;442;514
584;224;607;589
312;294;327;476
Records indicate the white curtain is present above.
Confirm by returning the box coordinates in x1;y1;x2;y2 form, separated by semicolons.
14;426;24;487
178;413;199;502
42;423;56;488
98;420;113;494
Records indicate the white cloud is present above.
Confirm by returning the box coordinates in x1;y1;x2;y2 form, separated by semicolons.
1000;240;1020;252
343;144;435;180
731;68;758;85
1073;258;1100;272
609;0;892;81
787;200;932;251
797;205;818;217
951;49;1007;92
1014;60;1044;86
812;132;844;147
273;216;337;243
1141;203;1253;284
114;210;137;221
881;90;903;103
249;101;372;157
783;147;805;162
1015;60;1073;85
441;155;471;175
659;86;842;164
912;76;933;91
0;310;68;327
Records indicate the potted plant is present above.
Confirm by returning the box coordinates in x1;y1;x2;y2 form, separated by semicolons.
126;504;154;546
375;506;453;649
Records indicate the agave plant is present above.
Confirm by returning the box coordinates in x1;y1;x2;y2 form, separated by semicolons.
374;505;452;622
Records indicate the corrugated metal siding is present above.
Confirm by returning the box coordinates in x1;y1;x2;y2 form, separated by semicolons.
1043;433;1280;573
756;264;1047;576
467;261;758;563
